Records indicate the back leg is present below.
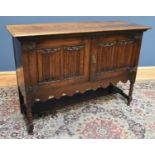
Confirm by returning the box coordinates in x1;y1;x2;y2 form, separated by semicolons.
127;80;134;106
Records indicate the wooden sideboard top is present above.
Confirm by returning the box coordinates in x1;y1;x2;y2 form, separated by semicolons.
7;21;151;37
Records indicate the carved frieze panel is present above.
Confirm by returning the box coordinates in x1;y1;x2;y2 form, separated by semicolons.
38;47;61;54
98;39;135;47
63;45;84;51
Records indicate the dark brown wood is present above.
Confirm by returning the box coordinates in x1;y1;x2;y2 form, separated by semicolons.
128;80;134;106
7;22;150;134
108;84;130;100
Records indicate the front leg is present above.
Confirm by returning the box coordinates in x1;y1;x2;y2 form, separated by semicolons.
25;103;34;134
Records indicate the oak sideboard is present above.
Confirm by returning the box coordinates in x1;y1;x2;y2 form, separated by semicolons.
7;22;150;134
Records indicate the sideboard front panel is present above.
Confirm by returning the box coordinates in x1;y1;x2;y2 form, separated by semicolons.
22;32;142;100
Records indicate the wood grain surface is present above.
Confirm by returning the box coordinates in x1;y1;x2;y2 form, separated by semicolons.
7;21;151;37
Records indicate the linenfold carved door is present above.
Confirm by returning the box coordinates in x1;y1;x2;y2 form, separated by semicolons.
23;37;90;87
90;34;142;81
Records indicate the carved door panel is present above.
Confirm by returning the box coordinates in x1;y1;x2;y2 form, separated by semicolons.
23;37;90;88
90;33;142;81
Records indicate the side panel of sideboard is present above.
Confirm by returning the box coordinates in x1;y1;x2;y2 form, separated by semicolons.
12;38;24;93
12;38;27;113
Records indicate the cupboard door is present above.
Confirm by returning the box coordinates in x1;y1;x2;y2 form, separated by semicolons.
23;37;90;87
90;33;142;81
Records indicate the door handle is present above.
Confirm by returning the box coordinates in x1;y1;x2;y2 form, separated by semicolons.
92;55;96;64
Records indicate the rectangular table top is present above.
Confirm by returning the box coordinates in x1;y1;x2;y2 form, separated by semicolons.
7;21;151;37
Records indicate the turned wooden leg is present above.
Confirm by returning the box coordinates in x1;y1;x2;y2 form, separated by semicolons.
127;80;134;106
18;87;25;114
26;104;34;134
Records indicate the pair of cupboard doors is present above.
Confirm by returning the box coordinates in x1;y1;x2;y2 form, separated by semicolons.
22;32;141;100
